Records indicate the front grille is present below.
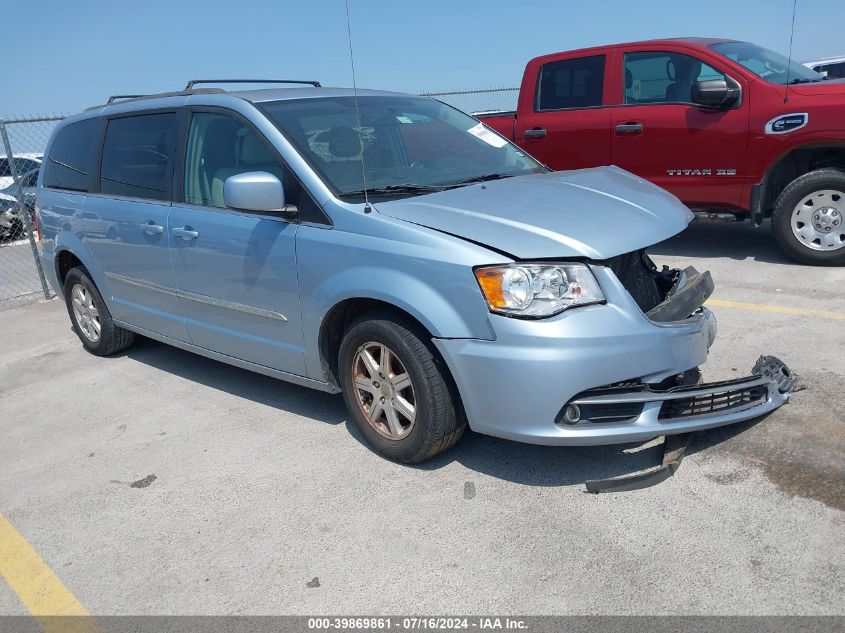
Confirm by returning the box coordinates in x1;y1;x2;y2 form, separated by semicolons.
606;250;662;313
658;384;768;420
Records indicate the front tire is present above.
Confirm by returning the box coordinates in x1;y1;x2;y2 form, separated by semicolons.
64;267;135;356
772;169;845;265
338;312;465;464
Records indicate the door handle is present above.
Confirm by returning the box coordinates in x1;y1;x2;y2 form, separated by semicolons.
140;222;164;235
172;226;199;240
615;122;643;135
523;127;547;139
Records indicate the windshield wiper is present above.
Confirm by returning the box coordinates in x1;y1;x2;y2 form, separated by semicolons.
446;173;508;187
338;183;446;198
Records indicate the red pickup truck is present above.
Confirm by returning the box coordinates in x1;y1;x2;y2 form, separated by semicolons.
479;38;845;265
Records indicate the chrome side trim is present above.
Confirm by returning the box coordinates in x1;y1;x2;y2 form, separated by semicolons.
112;319;339;394
105;272;288;322
107;272;181;298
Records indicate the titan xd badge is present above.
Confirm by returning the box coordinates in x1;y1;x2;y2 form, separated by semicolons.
666;169;737;176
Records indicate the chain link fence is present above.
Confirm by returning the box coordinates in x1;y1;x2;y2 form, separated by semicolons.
0;115;65;310
417;87;519;115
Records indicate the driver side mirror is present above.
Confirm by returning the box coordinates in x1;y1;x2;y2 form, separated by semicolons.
223;172;298;220
691;79;740;109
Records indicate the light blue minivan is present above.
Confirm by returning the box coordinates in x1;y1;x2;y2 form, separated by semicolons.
36;80;793;463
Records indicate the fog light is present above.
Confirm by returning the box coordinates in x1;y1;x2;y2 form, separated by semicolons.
561;404;581;425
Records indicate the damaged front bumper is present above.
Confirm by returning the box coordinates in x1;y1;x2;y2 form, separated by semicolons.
564;355;796;444
434;254;794;446
583;356;798;493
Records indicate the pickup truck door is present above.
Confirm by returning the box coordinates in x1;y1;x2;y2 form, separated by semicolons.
515;53;612;170
609;48;750;209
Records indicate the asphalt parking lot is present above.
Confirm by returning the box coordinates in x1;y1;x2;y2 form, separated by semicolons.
0;241;46;311
1;220;843;616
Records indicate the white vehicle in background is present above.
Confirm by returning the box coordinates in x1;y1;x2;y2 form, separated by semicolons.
804;56;845;79
0;153;42;189
0;167;39;241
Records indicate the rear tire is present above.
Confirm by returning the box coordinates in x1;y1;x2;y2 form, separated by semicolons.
338;311;465;464
64;267;135;356
771;169;845;265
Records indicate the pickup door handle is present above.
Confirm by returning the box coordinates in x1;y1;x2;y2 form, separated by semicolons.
140;222;164;235
615;122;643;135
523;127;547;139
172;226;199;240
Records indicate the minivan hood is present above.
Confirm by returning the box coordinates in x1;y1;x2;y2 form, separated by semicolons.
375;166;693;260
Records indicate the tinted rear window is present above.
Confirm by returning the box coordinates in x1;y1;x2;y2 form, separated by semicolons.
43;119;99;192
100;113;176;201
536;55;605;111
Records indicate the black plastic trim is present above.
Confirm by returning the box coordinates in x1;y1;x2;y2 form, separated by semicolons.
645;268;714;322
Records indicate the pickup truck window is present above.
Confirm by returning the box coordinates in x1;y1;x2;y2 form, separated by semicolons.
813;62;845;79
624;52;724;105
709;41;823;85
536;55;605;111
260;96;543;198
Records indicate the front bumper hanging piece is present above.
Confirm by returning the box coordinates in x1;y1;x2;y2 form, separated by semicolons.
584;356;799;494
752;355;803;393
585;432;693;494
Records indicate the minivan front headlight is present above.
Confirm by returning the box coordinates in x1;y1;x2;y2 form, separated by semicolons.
474;263;604;318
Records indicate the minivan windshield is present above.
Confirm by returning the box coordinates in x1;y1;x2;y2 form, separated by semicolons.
710;41;824;85
260;96;545;198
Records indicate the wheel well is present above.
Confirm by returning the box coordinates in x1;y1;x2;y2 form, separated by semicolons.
761;144;845;214
319;299;428;388
56;250;85;289
319;297;467;423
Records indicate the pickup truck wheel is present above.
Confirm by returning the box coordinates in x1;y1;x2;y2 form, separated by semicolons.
64;267;135;356
772;169;845;265
338;312;465;464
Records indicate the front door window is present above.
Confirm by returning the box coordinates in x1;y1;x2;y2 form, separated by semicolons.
184;113;286;209
624;51;725;105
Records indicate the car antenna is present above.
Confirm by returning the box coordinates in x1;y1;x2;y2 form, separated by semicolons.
784;0;798;103
344;0;372;214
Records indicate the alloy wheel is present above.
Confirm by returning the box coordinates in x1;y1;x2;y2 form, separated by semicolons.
351;342;416;440
71;283;101;343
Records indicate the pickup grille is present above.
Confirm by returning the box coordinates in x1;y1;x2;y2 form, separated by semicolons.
658;384;768;420
605;250;662;313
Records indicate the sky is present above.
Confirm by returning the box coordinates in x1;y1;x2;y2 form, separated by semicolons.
3;0;842;116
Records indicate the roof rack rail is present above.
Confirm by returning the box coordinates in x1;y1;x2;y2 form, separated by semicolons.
184;79;321;90
106;94;148;104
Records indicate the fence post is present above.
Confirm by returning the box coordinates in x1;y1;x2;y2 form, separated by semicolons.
0;119;51;300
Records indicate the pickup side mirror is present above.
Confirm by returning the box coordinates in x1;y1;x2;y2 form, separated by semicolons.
691;79;740;109
223;171;298;219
